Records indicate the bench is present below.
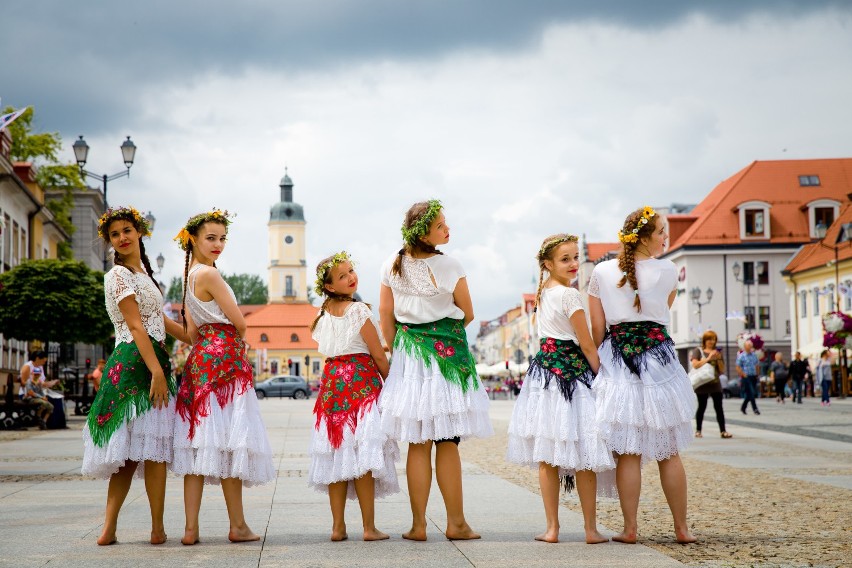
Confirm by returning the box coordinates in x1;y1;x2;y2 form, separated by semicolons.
0;373;41;430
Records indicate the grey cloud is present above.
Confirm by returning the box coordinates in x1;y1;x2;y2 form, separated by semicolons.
3;0;846;134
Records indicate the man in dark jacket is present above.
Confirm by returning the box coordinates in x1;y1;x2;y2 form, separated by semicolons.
789;351;811;404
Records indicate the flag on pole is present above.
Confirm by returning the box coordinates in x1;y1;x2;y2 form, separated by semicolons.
0;106;28;132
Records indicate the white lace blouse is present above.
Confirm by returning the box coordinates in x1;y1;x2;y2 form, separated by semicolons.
311;302;379;357
104;266;166;345
536;285;585;342
380;253;465;324
587;258;677;326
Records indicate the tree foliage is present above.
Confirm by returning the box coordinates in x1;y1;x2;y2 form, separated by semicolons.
0;259;113;345
165;276;183;303
4;106;84;259
222;273;268;305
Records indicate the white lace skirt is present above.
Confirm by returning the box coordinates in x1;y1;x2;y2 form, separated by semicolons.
308;403;400;499
379;350;493;443
507;372;617;497
595;339;696;465
172;387;275;487
82;401;176;479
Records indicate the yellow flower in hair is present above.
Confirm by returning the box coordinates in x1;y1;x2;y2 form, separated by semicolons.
618;230;638;244
173;228;191;250
642;205;656;219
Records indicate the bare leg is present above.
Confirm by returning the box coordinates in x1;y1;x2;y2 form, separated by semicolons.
403;441;432;541
182;475;204;545
222;477;260;542
534;463;560;543
328;481;349;541
613;454;640;544
98;460;138;545
657;455;696;543
436;442;480;540
144;461;168;544
575;470;608;544
354;473;388;540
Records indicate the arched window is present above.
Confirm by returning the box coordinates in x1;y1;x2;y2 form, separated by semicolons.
260;333;268;342
290;333;299;342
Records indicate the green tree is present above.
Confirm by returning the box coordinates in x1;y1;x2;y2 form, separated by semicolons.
165;276;183;303
0;259;112;346
222;273;268;305
4;106;84;260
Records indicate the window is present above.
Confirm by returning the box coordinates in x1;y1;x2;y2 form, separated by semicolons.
845;280;852;311
798;175;820;186
827;284;836;311
744;306;756;330
785;320;790;336
744;210;764;237
290;333;299;342
743;261;769;285
260;333;268;342
312;361;321;374
758;306;771;329
800;291;807;318
807;199;841;238
270;360;278;374
813;287;820;313
285;275;294;297
814;207;835;233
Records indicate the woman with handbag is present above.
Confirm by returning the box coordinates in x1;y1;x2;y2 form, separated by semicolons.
690;331;732;439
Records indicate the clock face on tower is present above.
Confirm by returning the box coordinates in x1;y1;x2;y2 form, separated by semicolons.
284;235;294;244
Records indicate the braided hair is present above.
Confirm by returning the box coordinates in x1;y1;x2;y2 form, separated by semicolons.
533;234;579;322
390;201;444;278
100;208;159;289
617;208;658;312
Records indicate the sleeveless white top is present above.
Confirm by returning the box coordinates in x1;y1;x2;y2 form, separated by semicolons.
104;265;166;345
311;302;379;357
380;253;465;323
185;264;236;327
536;285;585;342
587;258;677;326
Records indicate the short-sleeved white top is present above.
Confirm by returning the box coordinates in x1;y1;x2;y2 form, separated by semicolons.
536;285;585;342
588;258;677;326
311;302;379;357
104;265;166;345
380;253;465;323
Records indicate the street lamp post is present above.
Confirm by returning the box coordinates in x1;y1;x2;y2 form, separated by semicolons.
72;135;137;270
690;286;713;324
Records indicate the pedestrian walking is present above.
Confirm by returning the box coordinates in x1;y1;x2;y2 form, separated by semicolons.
789;351;810;404
736;341;761;415
378;199;493;541
691;330;732;439
82;206;189;546
309;252;399;542
769;352;790;404
588;205;697;544
171;210;275;545
506;234;614;544
816;350;833;407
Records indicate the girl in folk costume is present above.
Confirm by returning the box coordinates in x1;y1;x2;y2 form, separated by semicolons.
506;234;615;544
171;210;275;546
309;252;399;542
82;206;190;546
379;199;492;541
588;206;697;544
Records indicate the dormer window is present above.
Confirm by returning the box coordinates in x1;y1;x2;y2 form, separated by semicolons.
798;175;820;186
290;333;299;342
737;201;771;239
260;333;269;342
806;199;840;238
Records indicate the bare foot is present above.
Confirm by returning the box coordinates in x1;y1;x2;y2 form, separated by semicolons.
675;529;697;544
330;530;348;542
150;530;167;545
612;530;637;544
585;529;609;544
402;527;427;541
96;531;117;546
181;529;200;546
534;528;559;543
363;528;390;541
445;523;481;541
228;526;260;543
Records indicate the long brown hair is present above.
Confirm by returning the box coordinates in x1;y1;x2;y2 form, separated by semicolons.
180;219;226;332
390;201;443;278
617;208;658;312
533;234;579;320
101;213;159;290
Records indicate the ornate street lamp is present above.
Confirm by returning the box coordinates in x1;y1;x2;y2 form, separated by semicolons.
690;286;713;323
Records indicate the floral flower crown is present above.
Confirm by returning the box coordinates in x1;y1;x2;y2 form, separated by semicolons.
617;205;656;244
314;251;354;297
401;199;442;245
97;206;151;239
174;209;235;251
537;234;579;260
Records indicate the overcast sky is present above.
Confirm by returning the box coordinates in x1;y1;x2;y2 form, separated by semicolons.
4;1;852;330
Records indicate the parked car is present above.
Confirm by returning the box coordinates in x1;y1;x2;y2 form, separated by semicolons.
719;374;741;398
255;375;310;400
